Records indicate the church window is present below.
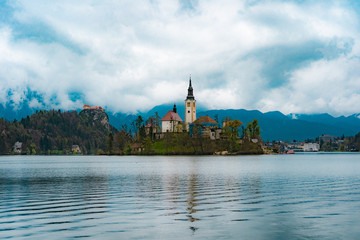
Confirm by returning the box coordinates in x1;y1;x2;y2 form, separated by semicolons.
193;102;196;107
187;102;190;107
188;110;190;113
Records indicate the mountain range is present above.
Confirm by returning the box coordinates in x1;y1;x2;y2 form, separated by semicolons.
197;110;360;141
2;103;360;141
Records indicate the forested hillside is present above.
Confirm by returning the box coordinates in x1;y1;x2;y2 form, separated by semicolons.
0;109;116;155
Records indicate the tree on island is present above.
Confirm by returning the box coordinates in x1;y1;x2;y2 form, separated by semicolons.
145;112;161;140
245;119;260;139
132;115;146;141
222;119;243;152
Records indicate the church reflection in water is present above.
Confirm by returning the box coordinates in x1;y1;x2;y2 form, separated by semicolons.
160;158;201;233
159;158;263;234
186;173;199;221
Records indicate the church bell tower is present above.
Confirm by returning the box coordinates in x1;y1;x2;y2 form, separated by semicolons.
185;76;196;129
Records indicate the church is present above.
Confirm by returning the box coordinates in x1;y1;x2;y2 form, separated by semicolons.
160;76;219;136
160;104;183;132
160;77;196;132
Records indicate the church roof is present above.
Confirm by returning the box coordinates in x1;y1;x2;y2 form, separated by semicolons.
194;116;218;124
161;111;183;122
186;76;195;100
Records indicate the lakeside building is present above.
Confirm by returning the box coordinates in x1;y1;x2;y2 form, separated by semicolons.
145;123;157;136
13;141;22;153
72;145;81;153
161;104;183;133
189;116;221;140
304;143;320;152
275;141;321;152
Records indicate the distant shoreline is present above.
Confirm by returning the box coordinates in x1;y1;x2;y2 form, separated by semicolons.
4;151;360;157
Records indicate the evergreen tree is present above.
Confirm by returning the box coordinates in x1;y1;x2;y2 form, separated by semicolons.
107;132;114;154
0;135;8;154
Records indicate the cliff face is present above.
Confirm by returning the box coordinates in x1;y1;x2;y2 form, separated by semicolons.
79;109;110;129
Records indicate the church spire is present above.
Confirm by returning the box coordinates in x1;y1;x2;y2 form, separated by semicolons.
186;75;195;100
185;75;196;129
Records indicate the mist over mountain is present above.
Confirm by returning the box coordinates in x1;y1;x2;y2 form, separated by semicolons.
0;102;36;121
2;103;360;141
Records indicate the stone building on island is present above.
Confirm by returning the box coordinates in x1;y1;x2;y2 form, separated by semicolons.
158;76;223;140
189;116;221;140
161;104;183;132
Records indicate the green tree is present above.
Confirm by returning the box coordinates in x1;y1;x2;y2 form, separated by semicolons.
107;132;114;154
214;114;219;123
30;143;37;155
222;119;242;152
135;115;143;131
246;119;260;139
115;126;133;154
153;112;161;133
133;115;146;141
0;135;8;154
146;113;160;139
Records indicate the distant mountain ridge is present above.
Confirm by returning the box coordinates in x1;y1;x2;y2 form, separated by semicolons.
1;103;360;141
290;113;360;129
197;109;360;141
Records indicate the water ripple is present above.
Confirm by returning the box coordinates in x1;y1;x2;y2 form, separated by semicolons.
1;155;360;239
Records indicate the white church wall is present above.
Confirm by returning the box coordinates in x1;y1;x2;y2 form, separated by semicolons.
161;121;181;133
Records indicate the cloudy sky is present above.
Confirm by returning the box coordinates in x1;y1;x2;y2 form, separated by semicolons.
1;0;360;115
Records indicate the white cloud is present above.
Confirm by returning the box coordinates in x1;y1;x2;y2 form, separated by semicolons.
0;0;359;115
259;55;360;115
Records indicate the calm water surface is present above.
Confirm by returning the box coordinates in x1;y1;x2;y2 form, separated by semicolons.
1;154;360;239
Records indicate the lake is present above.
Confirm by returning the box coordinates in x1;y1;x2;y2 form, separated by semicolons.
1;153;360;239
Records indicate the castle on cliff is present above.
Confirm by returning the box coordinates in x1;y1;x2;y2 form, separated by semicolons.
83;105;104;111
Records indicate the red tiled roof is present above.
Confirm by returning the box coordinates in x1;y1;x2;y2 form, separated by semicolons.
194;116;218;124
161;111;183;122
